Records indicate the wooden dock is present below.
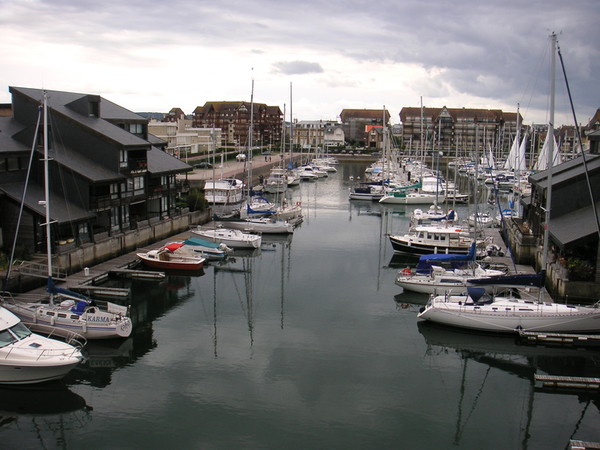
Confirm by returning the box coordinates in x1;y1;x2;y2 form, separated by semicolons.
535;374;600;390
519;331;600;348
570;440;600;450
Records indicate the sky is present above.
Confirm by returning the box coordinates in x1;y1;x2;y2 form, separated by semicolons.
1;0;599;127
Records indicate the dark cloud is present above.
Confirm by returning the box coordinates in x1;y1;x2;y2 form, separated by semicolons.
273;61;324;75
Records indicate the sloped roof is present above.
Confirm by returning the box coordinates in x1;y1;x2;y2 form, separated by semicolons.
147;147;192;174
340;109;390;121
0;117;31;154
10;87;149;148
0;180;95;224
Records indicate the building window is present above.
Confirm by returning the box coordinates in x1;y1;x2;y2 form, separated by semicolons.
110;207;119;231
129;123;143;135
133;176;145;195
120;150;128;168
121;205;130;227
110;183;119;199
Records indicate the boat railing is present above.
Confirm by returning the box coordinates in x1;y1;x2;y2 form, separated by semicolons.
24;321;87;350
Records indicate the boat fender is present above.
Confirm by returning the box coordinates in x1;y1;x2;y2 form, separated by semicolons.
402;268;411;276
296;201;302;206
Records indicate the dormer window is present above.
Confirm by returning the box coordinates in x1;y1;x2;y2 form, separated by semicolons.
129;123;143;135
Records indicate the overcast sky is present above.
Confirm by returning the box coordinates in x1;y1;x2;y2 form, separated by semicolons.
2;0;598;126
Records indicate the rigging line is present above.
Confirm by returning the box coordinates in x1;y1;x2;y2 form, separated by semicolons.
3;106;42;291
556;41;600;239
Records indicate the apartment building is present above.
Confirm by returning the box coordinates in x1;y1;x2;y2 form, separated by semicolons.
0;87;191;254
399;106;522;157
192;101;283;149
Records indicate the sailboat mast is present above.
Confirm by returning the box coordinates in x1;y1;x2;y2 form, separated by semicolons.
43;92;52;278
541;33;556;273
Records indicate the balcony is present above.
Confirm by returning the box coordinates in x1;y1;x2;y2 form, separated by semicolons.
122;158;148;174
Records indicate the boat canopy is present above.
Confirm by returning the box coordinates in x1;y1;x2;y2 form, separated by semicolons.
164;243;185;252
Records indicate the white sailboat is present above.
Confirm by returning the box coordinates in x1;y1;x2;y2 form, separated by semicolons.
2;92;133;340
418;33;600;333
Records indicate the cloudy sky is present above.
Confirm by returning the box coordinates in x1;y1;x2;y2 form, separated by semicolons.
2;0;598;126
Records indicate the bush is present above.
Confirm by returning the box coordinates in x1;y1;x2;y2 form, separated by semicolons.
183;188;208;212
567;258;595;281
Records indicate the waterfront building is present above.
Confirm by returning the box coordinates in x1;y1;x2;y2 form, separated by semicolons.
399;106;523;158
507;130;600;301
0;87;191;255
148;119;221;157
192;101;283;149
339;109;391;146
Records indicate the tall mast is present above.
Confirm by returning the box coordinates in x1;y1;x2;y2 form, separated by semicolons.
43;92;52;278
541;32;556;274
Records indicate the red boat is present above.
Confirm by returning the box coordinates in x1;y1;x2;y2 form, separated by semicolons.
137;243;205;271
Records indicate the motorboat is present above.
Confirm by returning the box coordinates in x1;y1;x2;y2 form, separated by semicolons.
0;307;84;384
467;212;496;228
137;243;206;270
349;183;385;201
191;226;262;248
389;224;479;255
417;276;600;333
262;168;288;194
203;178;245;204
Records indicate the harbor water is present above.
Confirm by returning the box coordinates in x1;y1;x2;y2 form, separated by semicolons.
3;161;599;449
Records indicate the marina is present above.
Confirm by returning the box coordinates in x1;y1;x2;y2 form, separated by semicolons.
1;160;598;448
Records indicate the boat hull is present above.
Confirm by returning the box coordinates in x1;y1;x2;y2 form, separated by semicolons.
137;253;205;271
389;236;472;255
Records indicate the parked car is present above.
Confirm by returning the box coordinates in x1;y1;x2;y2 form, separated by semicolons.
194;161;212;169
236;153;246;161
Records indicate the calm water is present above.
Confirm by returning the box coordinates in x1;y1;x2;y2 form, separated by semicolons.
3;162;599;449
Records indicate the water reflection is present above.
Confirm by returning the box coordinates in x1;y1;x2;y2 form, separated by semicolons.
417;321;600;448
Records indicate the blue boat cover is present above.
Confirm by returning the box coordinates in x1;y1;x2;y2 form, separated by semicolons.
468;273;543;287
184;237;221;249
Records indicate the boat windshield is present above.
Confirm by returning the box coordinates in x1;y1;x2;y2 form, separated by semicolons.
0;322;32;346
0;329;17;347
10;322;32;340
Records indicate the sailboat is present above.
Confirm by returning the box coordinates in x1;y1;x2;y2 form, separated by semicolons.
418;33;600;333
1;92;133;340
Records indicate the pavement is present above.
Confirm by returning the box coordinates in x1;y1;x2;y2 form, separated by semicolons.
179;152;302;186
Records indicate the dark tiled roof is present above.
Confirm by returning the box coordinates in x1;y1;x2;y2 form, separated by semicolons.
0;181;95;223
147;147;192;174
0;117;31;154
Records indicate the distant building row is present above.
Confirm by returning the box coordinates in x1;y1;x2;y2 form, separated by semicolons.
150;103;600;158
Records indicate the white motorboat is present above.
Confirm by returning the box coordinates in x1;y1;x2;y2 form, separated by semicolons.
204;178;245;204
467;212;496;228
0;306;83;384
389;224;480;255
2;93;133;340
262;168;288;194
191;226;262;248
137;243;206;271
349;184;385;201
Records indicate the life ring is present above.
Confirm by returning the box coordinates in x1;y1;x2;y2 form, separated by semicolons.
296;201;302;206
402;268;411;276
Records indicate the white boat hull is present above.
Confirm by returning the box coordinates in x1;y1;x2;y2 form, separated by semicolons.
191;227;262;248
418;296;600;333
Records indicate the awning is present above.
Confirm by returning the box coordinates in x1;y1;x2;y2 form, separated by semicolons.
549;201;600;248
